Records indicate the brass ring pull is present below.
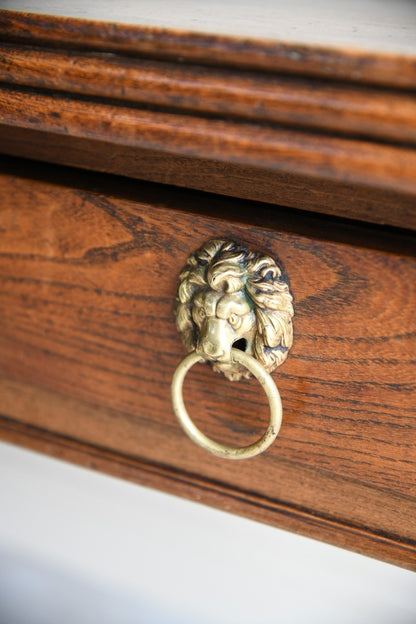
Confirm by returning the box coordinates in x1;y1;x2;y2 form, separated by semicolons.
172;239;294;459
171;348;282;459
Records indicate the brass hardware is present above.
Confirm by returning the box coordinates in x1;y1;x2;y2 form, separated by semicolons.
171;348;282;459
172;239;294;459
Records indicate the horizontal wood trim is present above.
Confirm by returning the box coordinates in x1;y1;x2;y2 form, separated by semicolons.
3;88;414;192
1;10;416;90
1;88;415;230
0;14;415;230
1;416;415;571
4;0;416;56
0;161;415;568
1;43;415;145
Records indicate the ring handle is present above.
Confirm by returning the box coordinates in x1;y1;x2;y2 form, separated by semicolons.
171;348;282;460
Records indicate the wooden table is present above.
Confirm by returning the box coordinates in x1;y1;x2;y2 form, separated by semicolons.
0;1;415;570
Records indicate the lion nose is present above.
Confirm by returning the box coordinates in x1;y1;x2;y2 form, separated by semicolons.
198;340;225;360
197;318;231;362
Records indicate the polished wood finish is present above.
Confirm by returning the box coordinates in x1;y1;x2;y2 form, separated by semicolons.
0;159;415;569
1;9;415;88
0;11;415;230
0;88;415;230
0;6;415;570
1;44;415;144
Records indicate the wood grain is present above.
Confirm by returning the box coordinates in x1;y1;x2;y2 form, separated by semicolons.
1;87;415;230
1;43;415;144
0;12;415;231
0;159;415;568
1;10;416;89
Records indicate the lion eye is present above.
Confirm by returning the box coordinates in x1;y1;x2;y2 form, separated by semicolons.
228;313;241;329
192;305;206;325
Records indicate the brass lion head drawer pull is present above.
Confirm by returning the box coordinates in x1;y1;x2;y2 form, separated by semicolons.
171;239;294;459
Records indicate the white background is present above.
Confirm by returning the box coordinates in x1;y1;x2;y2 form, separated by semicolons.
0;440;415;623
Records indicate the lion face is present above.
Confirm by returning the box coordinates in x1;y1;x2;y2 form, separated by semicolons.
192;290;256;374
176;240;294;381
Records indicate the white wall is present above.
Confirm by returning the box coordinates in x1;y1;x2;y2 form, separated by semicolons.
0;441;415;624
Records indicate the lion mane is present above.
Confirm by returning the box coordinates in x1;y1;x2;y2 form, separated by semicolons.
176;240;294;380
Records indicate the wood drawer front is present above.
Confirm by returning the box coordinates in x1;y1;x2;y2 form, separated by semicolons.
0;160;415;569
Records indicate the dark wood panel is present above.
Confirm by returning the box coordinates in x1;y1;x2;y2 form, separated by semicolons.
1;43;415;144
1;10;416;89
0;161;415;568
0;88;415;230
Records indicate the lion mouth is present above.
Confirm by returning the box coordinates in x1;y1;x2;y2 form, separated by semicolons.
196;339;249;364
196;342;229;362
232;338;247;352
196;335;250;363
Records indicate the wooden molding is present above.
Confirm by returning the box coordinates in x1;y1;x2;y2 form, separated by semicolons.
1;43;415;145
1;10;416;89
0;11;415;229
1;88;415;192
0;85;415;230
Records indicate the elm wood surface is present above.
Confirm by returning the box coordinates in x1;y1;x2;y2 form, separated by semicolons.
0;89;415;231
1;9;416;88
0;11;415;230
1;44;416;145
0;160;415;569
